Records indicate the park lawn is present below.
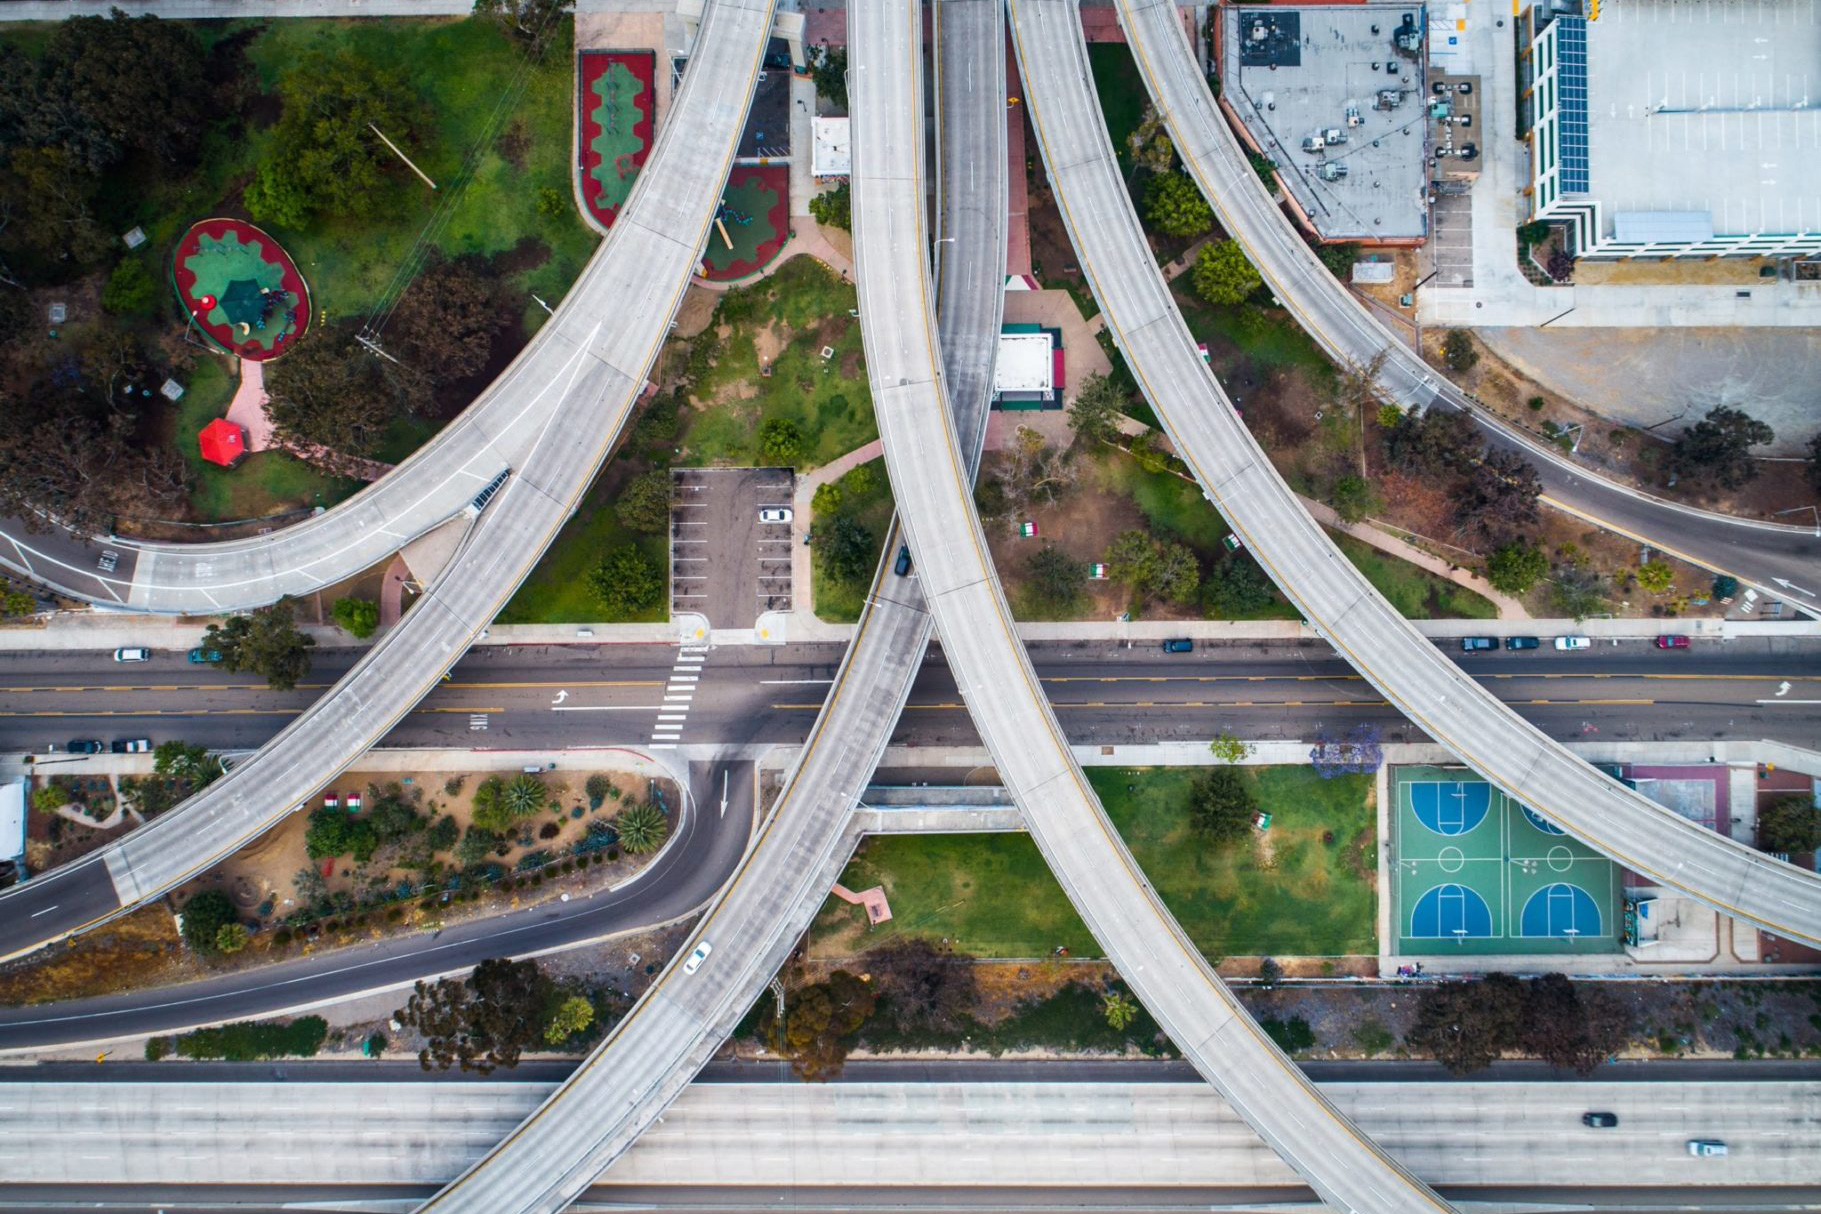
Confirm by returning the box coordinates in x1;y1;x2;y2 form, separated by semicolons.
1327;530;1497;620
1088;42;1147;175
495;458;666;624
680;258;876;469
1092;765;1379;958
1172;285;1336;388
812;458;896;623
125;16;594;326
809;766;1380;960
175;359;359;522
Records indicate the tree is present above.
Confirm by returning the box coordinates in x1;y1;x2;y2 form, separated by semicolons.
332;597;380;639
203;599;314;691
263;324;424;458
1520;972;1626;1075
33;11;211;171
1328;473;1379;524
1187;766;1256;845
1201;554;1275;617
1209;733;1253;764
613;801;669;853
367;786;425;843
585;545;664;616
1257;957;1283;989
179;889;238;955
1143;171;1212;238
101;257;159;318
1635;559;1674;593
1666;406;1775;491
1106;529;1199;607
1403;973;1524;1073
1106;528;1160;594
456;824;503;867
472;0;573;57
1485;540;1548;595
304;805;379;862
814;514;876;583
616;468;673;533
1442;329;1479;373
1550;560;1608;621
1102;989;1138;1030
215;922;250;954
384;254;506;395
764;970;875;1081
809;45;848;111
758;417;802;465
0;146;109;281
1383;407;1480;478
397;957;554;1073
1455;448;1542;547
471;773;543;833
1759;794;1821;854
811;482;843;517
543;993;595;1043
1024;543;1087;615
1067;373;1126;446
153;740;220;790
1190;239;1261;306
866;938;978;1034
809;181;851;231
246;50;428;228
1126;104;1176;174
0;384;188;539
997;426;1078;515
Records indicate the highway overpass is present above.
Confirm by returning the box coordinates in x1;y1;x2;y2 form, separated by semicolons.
1007;0;1821;948
1113;0;1821;611
404;4;1008;1210
851;3;1453;1211
1;1072;1813;1194
0;0;778;963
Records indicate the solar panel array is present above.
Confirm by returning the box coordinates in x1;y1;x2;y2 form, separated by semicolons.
1554;16;1590;193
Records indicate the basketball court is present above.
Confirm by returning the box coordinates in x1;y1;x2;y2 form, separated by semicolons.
1392;765;1618;955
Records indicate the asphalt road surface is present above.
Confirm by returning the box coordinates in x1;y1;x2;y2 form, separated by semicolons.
0;760;753;1045
4;637;1816;755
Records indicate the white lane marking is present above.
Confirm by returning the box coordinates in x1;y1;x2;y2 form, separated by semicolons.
553;704;665;712
28;905;59;918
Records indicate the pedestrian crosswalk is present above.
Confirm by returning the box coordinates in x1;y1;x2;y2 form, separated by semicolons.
650;646;707;749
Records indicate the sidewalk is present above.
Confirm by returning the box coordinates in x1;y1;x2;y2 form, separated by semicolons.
1296;497;1528;620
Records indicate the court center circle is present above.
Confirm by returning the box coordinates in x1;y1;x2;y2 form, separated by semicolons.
1437;846;1466;874
1546;845;1574;872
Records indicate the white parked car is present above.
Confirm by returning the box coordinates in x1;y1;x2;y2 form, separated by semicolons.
683;941;713;975
758;507;793;524
113;647;150;662
1553;635;1591;651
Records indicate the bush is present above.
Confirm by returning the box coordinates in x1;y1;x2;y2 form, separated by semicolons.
537;185;567;217
1442;329;1479;373
179;889;238;955
175;1016;328;1060
102;256;159;317
809;181;851;231
144;1035;171;1061
1262;1015;1315;1054
759;417;803;465
331;596;380;639
811;482;844;517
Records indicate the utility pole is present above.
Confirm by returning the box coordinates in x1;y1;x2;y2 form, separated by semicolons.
354;333;403;365
369;123;438;191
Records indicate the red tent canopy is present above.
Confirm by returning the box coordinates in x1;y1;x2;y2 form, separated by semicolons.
197;417;247;467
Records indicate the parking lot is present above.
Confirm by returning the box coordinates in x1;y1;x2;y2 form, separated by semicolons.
1429;190;1474;288
670;467;795;629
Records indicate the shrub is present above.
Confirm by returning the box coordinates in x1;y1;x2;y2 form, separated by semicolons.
1442;329;1479;373
179;889;238;955
614;802;670;853
144;1035;171;1061
1527;395;1546;412
759;417;803;465
331;597;380;638
1262;1015;1316;1054
537;185;567;217
175;1016;328;1060
811;482;844;516
585;774;611;808
215;922;250;954
102;256;159;317
538;821;561;840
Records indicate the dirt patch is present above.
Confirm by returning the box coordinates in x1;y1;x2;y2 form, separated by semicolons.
25;778;132;872
491;235;552;279
0;905;193;1006
496;118;531;170
672;285;720;339
1575;257;1772;288
752;320;788;367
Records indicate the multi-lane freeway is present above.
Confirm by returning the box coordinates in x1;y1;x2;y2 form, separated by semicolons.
2;1065;1814;1198
4;638;1818;753
1009;0;1821;948
1113;0;1821;610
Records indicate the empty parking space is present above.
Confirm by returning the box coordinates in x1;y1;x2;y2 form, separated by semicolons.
670;467;795;629
1429;191;1474;288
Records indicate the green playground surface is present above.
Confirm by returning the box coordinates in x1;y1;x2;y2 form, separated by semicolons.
180;228;299;357
699;167;787;280
1392;765;1620;955
581;50;654;224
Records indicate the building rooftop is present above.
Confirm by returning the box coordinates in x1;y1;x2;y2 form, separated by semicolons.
994;331;1054;398
812;116;849;178
1580;1;1821;240
1223;3;1431;242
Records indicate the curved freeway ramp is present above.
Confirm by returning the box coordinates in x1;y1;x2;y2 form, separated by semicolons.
405;4;1007;1211
1010;0;1821;946
850;4;1454;1213
0;0;778;963
1114;0;1821;605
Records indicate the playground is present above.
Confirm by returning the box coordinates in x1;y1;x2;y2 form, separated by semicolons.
699;165;789;281
170;219;311;360
578;49;655;229
1392;766;1620;956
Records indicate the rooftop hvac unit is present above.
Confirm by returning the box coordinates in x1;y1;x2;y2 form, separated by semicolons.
1302;133;1326;153
1345;103;1363;126
1249;19;1269;41
1322;127;1347;145
1318;161;1349;181
1376;88;1404;110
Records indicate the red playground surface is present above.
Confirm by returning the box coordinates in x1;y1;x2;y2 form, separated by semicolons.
171;218;311;361
578;49;656;230
699;165;789;282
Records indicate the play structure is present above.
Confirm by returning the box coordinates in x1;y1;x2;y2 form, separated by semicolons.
170;218;311;361
698;165;788;281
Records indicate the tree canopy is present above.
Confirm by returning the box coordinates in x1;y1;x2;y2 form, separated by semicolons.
809;181;851;232
1666;406;1774;491
814;514;876;583
1189;239;1261;306
1485;540;1548;595
332;596;380;639
179;889;239;955
1106;528;1200;608
1405;972;1627;1075
397;957;556;1072
866;938;978;1035
615;468;673;534
1759;794;1821;854
383;254;507;399
761;970;875;1080
1142;171;1212;238
1187;765;1257;845
1067;373;1126;446
1455;448;1542;547
1024;543;1088;615
472;0;574;57
202;599;315;690
586;545;664;616
263;324;426;459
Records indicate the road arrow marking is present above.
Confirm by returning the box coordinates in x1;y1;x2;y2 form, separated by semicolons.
552;689;569;706
1776;682;1792;697
721;770;729;819
1773;577;1817;597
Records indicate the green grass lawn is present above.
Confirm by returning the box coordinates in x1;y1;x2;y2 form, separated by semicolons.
1172;285;1336;387
1327;529;1496;620
1088;42;1147;175
494;458;666;624
811;458;896;623
810;766;1379;959
174;359;359;523
681;258;875;469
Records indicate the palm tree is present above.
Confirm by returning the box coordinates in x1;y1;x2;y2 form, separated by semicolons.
614;802;669;854
503;773;545;819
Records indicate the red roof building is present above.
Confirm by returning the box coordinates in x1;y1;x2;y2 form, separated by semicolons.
197;417;248;467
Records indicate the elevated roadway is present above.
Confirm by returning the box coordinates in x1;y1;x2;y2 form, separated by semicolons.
404;5;1007;1210
2;1074;1813;1193
0;0;778;963
1115;0;1821;608
851;3;1450;1212
1008;0;1821;947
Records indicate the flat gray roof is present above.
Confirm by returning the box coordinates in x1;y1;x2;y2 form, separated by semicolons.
1584;0;1821;238
1225;3;1430;241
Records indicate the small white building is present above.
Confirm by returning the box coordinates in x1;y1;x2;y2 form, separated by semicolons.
811;116;850;179
992;325;1063;409
0;777;25;880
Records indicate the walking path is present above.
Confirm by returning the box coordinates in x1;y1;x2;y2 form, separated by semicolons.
220;359;393;482
693;219;853;293
1296;497;1528;620
829;881;892;925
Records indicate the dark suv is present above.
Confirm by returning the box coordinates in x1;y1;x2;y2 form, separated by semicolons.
1504;636;1540;651
1582;1111;1618;1128
1161;638;1194;654
1459;637;1497;652
65;739;103;754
